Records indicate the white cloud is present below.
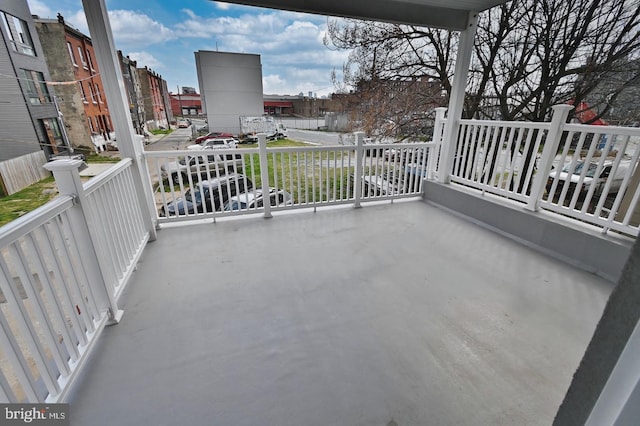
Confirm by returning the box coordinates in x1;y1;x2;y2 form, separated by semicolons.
55;9;175;49
214;2;232;10
66;10;88;34
108;10;176;47
127;51;163;70
27;0;54;18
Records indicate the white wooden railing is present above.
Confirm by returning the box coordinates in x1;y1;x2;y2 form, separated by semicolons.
2;105;637;405
149;133;433;224
0;158;150;403
439;105;640;237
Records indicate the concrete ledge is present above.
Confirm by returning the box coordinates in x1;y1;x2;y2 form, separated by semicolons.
422;180;634;282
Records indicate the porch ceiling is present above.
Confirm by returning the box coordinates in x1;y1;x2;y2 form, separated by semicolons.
214;0;509;30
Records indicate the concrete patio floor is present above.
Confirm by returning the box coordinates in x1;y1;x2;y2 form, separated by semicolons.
67;200;613;426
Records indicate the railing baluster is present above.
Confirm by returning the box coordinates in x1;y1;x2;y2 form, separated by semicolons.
0;254;59;399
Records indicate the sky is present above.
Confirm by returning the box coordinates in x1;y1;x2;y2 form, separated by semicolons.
26;0;351;97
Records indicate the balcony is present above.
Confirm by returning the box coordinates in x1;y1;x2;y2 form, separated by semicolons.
65;202;614;425
1;109;638;424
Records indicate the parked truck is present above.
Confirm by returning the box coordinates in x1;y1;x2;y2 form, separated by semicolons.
239;116;288;143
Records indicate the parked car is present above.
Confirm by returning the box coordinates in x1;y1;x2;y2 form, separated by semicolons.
546;159;631;198
177;119;190;128
161;152;244;184
159;174;254;216
224;188;293;211
194;131;235;144
197;137;238;149
350;172;403;197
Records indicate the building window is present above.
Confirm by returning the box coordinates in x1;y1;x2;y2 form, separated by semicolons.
79;82;88;103
88;83;97;103
86;50;95;72
77;46;87;69
39;118;65;154
95;83;103;103
1;12;35;56
18;69;52;104
67;42;77;67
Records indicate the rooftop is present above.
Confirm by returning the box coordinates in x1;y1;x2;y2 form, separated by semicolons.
67;200;612;425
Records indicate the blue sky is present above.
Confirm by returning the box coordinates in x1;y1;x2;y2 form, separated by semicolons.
26;0;350;97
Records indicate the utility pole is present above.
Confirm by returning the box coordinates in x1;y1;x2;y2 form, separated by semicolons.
177;85;183;118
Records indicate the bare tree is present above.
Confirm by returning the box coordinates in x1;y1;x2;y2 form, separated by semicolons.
326;0;640;191
326;0;640;122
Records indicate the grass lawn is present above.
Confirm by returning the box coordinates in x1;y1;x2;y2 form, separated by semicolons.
0;153;123;227
0;177;58;227
237;140;356;202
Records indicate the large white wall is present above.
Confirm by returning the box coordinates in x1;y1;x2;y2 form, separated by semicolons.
195;51;263;134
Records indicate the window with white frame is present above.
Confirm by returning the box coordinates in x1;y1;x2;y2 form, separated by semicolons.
77;46;87;69
88;82;96;103
1;12;35;56
79;82;88;103
95;83;103;103
67;42;77;67
86;50;95;72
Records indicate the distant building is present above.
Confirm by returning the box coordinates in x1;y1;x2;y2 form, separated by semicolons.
0;0;63;194
118;50;145;135
34;13;113;151
169;91;202;117
263;94;335;117
195;50;263;134
138;67;171;130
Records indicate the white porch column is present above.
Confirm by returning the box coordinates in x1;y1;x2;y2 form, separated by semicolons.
81;0;157;241
526;104;573;211
258;134;272;218
354;131;365;208
437;12;478;184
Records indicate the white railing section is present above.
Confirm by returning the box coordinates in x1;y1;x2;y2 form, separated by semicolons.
83;159;151;299
436;105;640;237
0;198;107;404
450;120;549;203
0;158;151;404
541;124;640;236
148;134;432;223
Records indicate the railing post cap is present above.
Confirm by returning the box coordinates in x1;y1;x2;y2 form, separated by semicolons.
552;104;575;112
43;159;86;172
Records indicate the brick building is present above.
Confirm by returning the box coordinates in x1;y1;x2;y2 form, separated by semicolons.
169;88;202;118
34;13;113;151
138;67;172;130
118;50;146;135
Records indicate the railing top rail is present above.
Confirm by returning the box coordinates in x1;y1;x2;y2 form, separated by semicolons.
458;119;550;130
83;158;133;195
143;148;257;157
144;141;435;156
0;195;74;248
563;123;640;136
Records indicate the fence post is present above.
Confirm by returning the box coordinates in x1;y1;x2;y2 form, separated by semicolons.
354;131;365;208
429;107;447;180
258;134;272;218
43;159;123;324
526;104;574;211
